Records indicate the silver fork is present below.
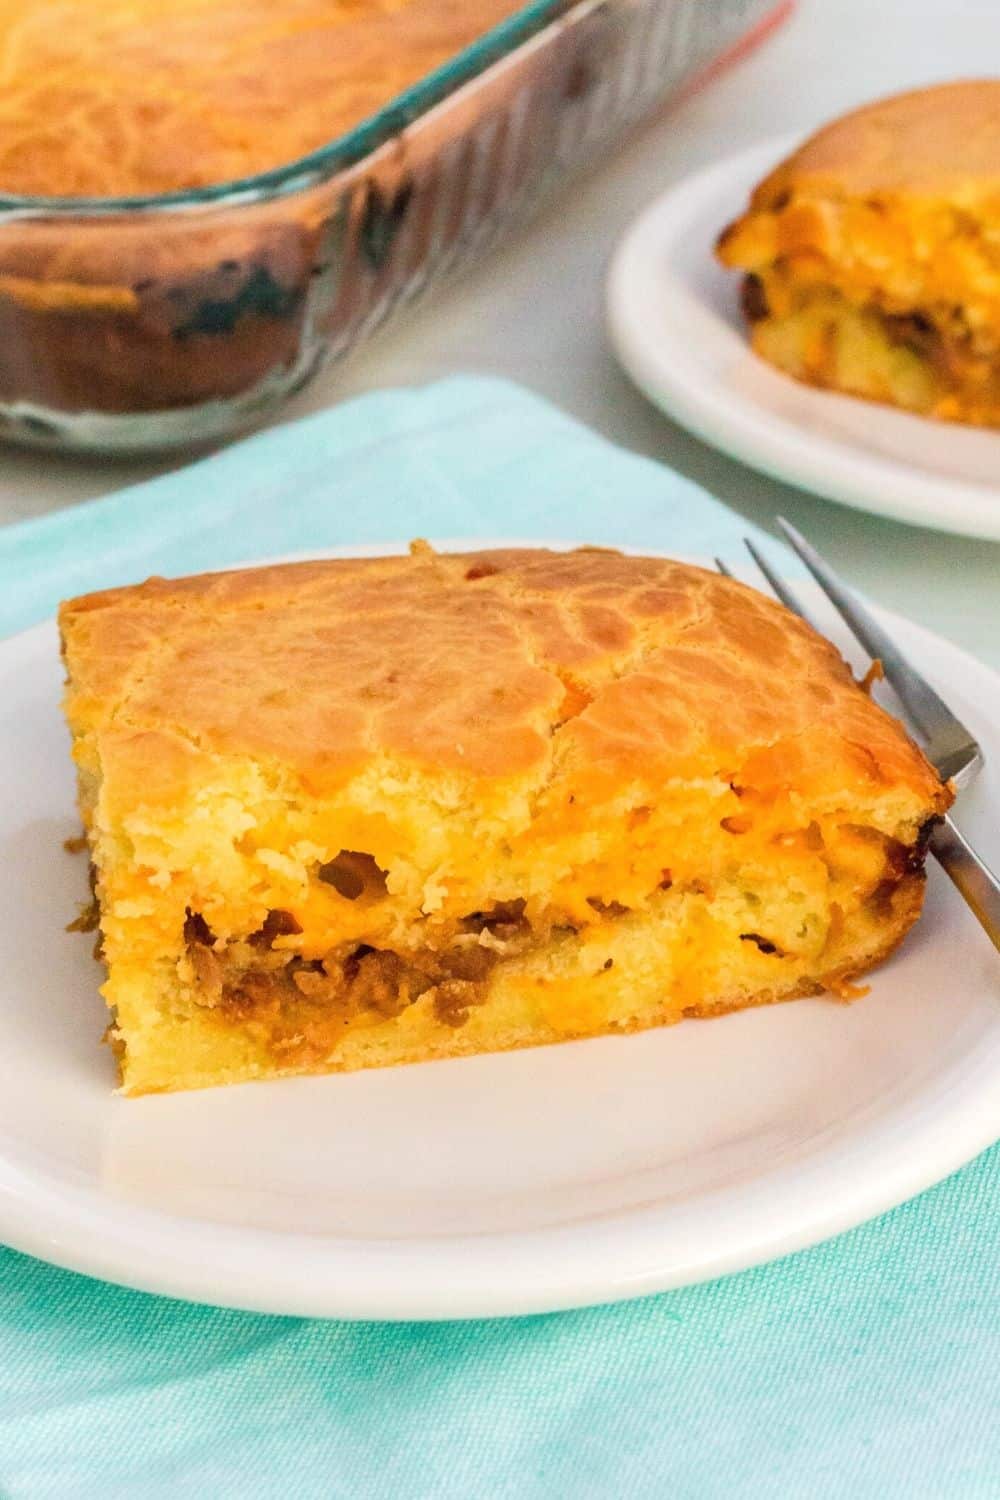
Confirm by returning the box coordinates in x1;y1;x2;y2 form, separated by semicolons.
715;518;1000;952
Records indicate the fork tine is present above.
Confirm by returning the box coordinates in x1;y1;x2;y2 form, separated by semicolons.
742;537;816;628
775;515;980;772
714;556;733;578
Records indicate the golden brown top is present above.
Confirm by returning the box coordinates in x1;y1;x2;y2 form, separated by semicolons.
60;546;944;808
0;0;520;198
747;81;1000;206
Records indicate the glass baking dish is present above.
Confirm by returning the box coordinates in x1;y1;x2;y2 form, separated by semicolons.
0;0;786;454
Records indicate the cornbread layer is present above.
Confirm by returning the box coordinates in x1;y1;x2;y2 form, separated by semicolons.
59;546;950;1095
717;81;1000;427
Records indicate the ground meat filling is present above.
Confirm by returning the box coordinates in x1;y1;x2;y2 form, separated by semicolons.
741;273;770;323
178;820;937;1052
66;860;103;960
879;307;1000;386
183;900;537;1036
882;310;941;360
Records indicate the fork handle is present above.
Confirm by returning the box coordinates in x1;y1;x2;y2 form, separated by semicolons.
930;816;1000;953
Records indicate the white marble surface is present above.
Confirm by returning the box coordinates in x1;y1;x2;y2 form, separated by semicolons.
3;0;998;664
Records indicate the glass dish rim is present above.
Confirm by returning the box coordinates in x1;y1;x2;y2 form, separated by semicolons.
0;0;582;220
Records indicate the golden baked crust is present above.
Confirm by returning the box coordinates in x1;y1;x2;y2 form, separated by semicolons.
0;0;522;198
746;80;1000;201
716;81;1000;426
60;545;950;1095
60;545;944;794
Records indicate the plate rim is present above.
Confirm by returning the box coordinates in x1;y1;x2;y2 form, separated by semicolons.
605;137;1000;542
2;537;999;1321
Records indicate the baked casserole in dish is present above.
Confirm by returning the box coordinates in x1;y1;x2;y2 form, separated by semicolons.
0;0;787;451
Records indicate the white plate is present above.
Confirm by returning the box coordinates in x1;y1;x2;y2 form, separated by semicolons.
606;138;1000;541
2;541;999;1321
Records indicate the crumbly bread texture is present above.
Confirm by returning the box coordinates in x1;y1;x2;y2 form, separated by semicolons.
59;546;950;1096
716;81;1000;426
0;0;520;198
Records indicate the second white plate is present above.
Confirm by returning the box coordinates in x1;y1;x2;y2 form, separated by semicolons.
607;138;1000;540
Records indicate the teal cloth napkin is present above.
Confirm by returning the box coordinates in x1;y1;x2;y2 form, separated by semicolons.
2;377;998;1498
0;375;757;638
